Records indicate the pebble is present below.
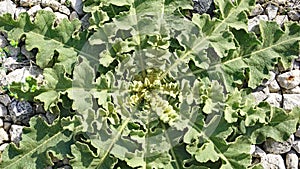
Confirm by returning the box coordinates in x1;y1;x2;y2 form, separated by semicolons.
292;139;300;153
288;10;300;21
266;3;279;20
265;93;282;107
295;127;300;137
248;15;268;33
250;4;264;16
0;104;8;117
275;15;289;26
0;128;9;144
5;68;32;84
9;124;23;145
19;0;41;7
70;0;84;16
14;7;27;18
252;91;267;104
0;143;9;151
261;154;286;169
268;79;281;93
59;5;70;15
69;11;79;21
283;94;300;110
263;135;294;154
8;99;34;124
46;111;57;124
0;35;8;48
0;0;16;16
274;0;287;5
0;119;3;128
0;96;10;109
286;150;298;169
192;0;214;16
21;45;34;59
284;86;300;94
80;13;91;30
42;7;54;12
54;12;68;23
6;46;20;58
3;122;11;131
252;145;266;157
27;5;42;17
41;0;61;11
277;70;300;89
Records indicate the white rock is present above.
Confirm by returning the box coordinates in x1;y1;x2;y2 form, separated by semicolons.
252;91;267;104
263;135;294;154
54;12;68;23
266;3;279;20
0;35;8;48
264;71;276;86
292;139;300;153
286;150;298;169
0;104;8;117
274;0;287;5
285;86;300;94
5;67;32;84
250;145;256;154
59;5;70;15
261;154;286;169
252;146;266;158
250;4;264;16
42;7;53;12
42;0;61;11
14;7;27;18
283;94;300;110
20;0;41;7
69;11;79;21
248;15;268;33
268;80;281;93
8;99;34;123
70;0;84;16
0;119;3;128
275;15;289;26
9;124;24;145
288;10;300;21
277;70;300;89
27;5;42;16
3;122;11;131
0;143;9;151
265;93;282;107
0;0;17;16
0;128;9;144
295;127;300;137
6;46;20;58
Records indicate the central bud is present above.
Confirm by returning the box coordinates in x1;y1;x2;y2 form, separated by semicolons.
128;68;180;125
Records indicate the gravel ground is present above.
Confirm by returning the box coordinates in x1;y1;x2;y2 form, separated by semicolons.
0;0;300;168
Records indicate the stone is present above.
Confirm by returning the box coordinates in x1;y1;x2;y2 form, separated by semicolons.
69;11;79;21
5;67;32;84
19;0;41;7
288;10;300;21
0;0;17;16
0;143;9;151
252;146;266;158
265;93;282;107
0;119;3;128
275;15;289;26
81;14;91;30
283;94;300;110
248;15;268;33
14;7;27;18
9;124;24;144
250;4;264;16
59;5;70;15
261;154;286;169
263;135;294;154
268;80;281;93
277;70;300;89
54;12;68;23
252;91;267;104
42;7;54;12
46;111;57;124
6;46;20;58
0;95;10;107
0;104;8;117
266;3;279;20
70;0;84;16
3;122;11;131
41;0;61;11
0;35;8;48
8;99;34;124
27;5;42;16
295;127;300;137
0;128;9;144
286;150;298;169
292;139;300;153
274;0;287;5
284;86;300;94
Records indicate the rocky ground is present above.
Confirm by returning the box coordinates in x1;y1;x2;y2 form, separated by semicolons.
0;0;299;168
